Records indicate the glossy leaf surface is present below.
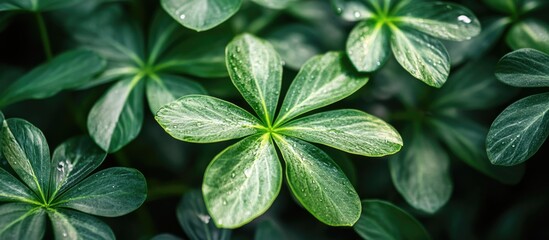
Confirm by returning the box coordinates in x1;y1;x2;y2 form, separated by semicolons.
278;109;402;156
486;93;549;166
155;95;262;143
203;134;282;228
161;0;242;31
274;135;360;226
495;48;549;87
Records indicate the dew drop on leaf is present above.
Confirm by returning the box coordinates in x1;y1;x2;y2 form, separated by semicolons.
457;15;472;24
179;14;186;20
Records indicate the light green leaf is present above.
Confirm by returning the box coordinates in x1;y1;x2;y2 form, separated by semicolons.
155;95;262;143
0;203;45;239
155;29;230;78
495;48;549;87
146;74;207;113
87;76;145;152
486;93;549;166
0;168;38;203
55;167;147;217
48;208;114;240
432;59;517;110
506;19;549;54
276;52;369;125
0;119;50;201
252;0;296;9
346;20;391;72
226;34;282;126
254;220;285;240
177;190;231;240
273;134;360;226
161;0;242;31
390;28;450;87
0;50;106;108
354;200;431;240
203;134;281;228
48;136;107;201
396;2;480;41
389;127;452;213
278;109;402;156
266;24;322;70
431;116;525;185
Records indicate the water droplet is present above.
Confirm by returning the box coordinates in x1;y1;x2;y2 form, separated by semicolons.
353;11;361;19
457;15;472;24
197;213;211;224
336;7;343;14
512;144;515;148
244;168;252;178
62;232;67;237
179;14;186;20
57;162;65;172
112;185;116;188
231;172;236;178
222;200;227;205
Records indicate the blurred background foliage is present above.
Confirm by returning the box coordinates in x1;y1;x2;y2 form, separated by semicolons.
0;0;548;239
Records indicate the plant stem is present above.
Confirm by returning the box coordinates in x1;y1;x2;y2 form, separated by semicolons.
35;13;52;61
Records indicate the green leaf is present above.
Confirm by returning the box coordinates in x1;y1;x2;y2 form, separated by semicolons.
431;116;525;185
155;95;262;143
396;2;480;41
147;10;182;66
486;93;549;166
353;200;430;240
65;5;144;73
161;0;242;31
0;119;50;201
0;0;80;11
0;168;38;203
254;220;285;240
443;17;511;65
55;167;147;217
48;136;107;201
0;50;106;108
346;20;391;72
177;190;231;240
495;48;549;87
0;111;3;124
506;19;549;54
278;109;402;156
155;29;230;78
226;34;282;126
273;134;360;226
432;59;517;110
48;208;114;240
276;52;369;125
146;74;207;113
390;28;450;87
203;134;282;228
87;76;145;152
0;203;45;239
252;0;296;9
266;24;322;70
389;127;452;213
